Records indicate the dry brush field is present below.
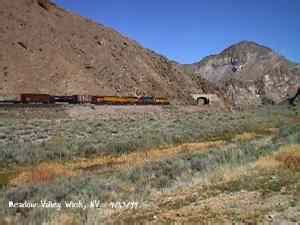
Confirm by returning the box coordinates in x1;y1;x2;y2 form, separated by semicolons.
0;104;299;224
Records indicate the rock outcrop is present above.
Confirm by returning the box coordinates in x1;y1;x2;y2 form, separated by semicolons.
183;41;300;106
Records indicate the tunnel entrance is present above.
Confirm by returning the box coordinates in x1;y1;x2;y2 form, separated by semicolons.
197;97;210;105
289;87;300;106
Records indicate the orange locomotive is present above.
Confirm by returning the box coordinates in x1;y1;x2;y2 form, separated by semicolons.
92;96;138;105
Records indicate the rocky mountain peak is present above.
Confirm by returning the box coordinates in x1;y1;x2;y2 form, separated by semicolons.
182;41;300;107
220;41;274;62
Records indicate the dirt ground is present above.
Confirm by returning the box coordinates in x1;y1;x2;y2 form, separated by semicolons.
65;105;216;120
0;104;215;120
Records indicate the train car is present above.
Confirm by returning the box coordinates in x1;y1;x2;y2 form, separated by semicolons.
51;96;75;104
122;96;138;105
137;96;155;105
17;93;169;105
154;97;170;105
72;95;92;104
20;94;54;104
91;96;105;105
102;96;138;105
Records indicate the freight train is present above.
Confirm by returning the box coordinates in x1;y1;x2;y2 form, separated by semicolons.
1;94;170;105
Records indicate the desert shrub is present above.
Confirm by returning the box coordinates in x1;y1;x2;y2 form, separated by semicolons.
0;104;299;167
73;142;99;157
279;124;300;138
218;166;300;196
105;140;138;155
127;168;143;184
275;145;300;171
127;158;189;189
190;154;211;171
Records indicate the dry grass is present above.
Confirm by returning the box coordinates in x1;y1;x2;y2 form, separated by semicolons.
10;163;77;186
6;130;275;187
234;132;257;142
256;144;300;171
6;140;224;187
108;143;300;225
70;140;225;171
219;166;252;183
266;128;279;134
49;213;79;225
255;157;282;170
275;144;300;170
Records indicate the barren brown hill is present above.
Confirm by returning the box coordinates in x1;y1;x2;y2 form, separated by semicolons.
0;0;212;103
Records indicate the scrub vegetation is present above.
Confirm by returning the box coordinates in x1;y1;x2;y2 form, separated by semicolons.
0;104;299;224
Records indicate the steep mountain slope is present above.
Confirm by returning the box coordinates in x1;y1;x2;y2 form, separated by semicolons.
0;0;213;103
183;41;300;106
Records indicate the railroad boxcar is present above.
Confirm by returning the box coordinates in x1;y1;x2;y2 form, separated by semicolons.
72;95;92;104
20;94;54;104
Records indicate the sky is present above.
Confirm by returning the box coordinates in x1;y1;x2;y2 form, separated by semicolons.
53;0;300;64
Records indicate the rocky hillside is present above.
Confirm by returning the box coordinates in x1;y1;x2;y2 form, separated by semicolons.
183;41;300;106
0;0;214;104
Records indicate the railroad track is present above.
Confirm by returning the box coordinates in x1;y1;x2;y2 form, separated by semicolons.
0;103;65;108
